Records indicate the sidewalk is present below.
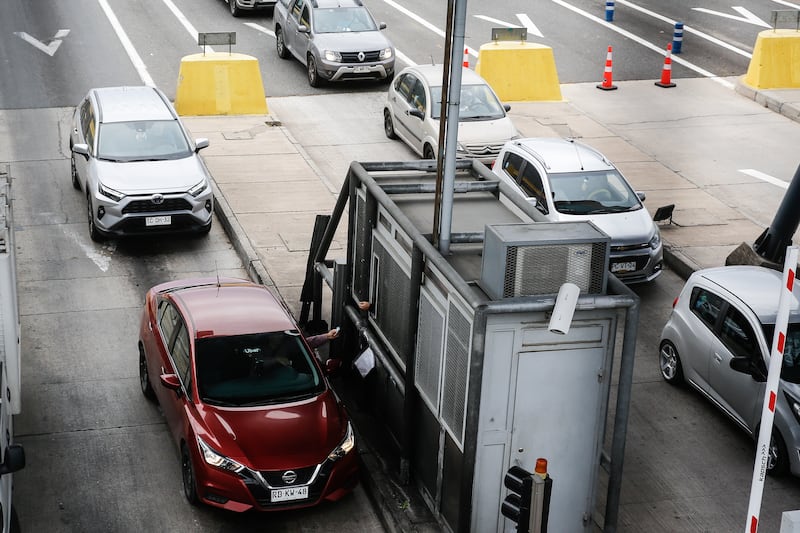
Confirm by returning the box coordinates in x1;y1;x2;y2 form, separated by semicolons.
182;76;800;532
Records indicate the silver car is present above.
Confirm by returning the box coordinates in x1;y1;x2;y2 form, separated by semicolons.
492;137;663;283
274;0;394;87
660;265;800;476
70;86;214;241
224;0;277;17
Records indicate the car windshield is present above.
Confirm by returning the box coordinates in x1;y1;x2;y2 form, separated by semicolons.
97;120;192;161
763;322;800;384
313;7;377;33
550;170;643;215
430;84;506;120
195;330;324;406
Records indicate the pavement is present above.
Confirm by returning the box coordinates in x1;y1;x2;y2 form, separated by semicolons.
181;76;800;532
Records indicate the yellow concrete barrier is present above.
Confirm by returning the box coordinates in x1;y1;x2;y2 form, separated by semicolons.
744;30;800;89
475;41;562;101
175;52;268;115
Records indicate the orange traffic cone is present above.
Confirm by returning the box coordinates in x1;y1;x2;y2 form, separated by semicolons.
655;43;676;88
462;48;470;68
596;46;617;91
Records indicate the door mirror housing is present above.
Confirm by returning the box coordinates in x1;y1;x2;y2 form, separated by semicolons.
408;109;424;120
0;444;25;475
730;356;767;382
160;373;182;391
72;143;90;159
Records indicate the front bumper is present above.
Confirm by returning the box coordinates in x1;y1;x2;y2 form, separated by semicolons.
92;190;213;238
609;244;664;284
320;59;394;82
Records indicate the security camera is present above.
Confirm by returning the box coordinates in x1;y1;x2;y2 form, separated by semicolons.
548;282;580;335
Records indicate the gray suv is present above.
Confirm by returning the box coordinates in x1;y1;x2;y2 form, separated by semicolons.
660;266;800;476
274;0;394;87
70;86;214;241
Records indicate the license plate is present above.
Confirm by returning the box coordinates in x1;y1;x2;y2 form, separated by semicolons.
145;215;171;227
611;261;636;273
354;66;370;73
271;486;309;502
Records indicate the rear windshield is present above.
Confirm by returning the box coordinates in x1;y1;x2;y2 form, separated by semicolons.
97;120;192;161
195;330;324;406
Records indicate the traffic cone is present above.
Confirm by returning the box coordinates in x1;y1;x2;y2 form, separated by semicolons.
655;43;676;88
596;46;617;90
462;48;469;68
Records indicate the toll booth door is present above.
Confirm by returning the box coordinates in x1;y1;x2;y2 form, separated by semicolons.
506;344;606;533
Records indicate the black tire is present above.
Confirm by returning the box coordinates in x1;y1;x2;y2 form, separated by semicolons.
659;340;685;385
139;346;156;401
229;0;241;17
307;55;322;87
87;195;103;242
10;505;20;533
423;144;435;160
181;443;200;506
276;28;290;59
70;152;80;190
767;429;790;477
383;110;397;139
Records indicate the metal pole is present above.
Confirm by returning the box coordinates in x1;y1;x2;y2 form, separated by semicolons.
432;0;455;248
753;163;800;264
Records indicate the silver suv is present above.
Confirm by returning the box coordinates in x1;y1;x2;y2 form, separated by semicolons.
492;137;662;283
660;265;800;476
274;0;394;87
70;86;214;241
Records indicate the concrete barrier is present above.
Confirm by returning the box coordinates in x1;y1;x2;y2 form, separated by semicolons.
475;41;563;101
744;29;800;90
175;52;268;115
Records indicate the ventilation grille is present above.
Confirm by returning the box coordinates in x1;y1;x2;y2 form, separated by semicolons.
415;293;444;410
373;238;412;364
441;301;470;445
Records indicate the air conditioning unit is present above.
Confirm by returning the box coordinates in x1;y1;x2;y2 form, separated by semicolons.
480;222;610;299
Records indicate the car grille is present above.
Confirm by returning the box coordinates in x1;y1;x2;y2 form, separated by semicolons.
611;242;651;252
461;142;506;159
340;51;381;63
122;198;192;214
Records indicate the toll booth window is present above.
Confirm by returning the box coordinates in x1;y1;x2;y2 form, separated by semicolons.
719;306;758;359
690;287;723;330
519;164;548;214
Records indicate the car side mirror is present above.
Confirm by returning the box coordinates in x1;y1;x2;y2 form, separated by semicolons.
72;143;90;160
504;104;511;112
379;22;387;30
637;191;647;202
160;373;183;392
730;356;767;382
408;109;424;120
0;444;25;475
297;25;309;33
195;138;209;152
325;358;342;375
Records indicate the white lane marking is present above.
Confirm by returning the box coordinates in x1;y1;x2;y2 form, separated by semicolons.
515;14;543;38
66;227;116;272
692;7;771;28
244;21;417;68
772;0;800;8
160;0;215;52
550;0;734;89
13;29;70;56
97;0;155;86
615;0;753;59
739;169;789;190
379;0;478;57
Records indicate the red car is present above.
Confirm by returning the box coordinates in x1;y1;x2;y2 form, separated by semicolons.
138;277;358;512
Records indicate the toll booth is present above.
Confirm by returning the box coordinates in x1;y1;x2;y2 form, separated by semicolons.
304;160;639;532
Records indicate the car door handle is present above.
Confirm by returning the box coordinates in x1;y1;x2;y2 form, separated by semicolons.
714;353;722;363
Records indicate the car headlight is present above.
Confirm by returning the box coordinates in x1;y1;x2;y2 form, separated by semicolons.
379;47;393;60
649;229;662;250
327;422;355;462
324;50;342;62
98;182;124;202
785;392;800;424
198;437;246;474
189;179;208;198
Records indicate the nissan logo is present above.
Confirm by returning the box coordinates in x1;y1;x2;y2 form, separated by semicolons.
151;193;164;205
282;470;297;484
357;51;365;62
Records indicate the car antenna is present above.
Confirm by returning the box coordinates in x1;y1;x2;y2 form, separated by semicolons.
215;261;221;292
568;137;585;171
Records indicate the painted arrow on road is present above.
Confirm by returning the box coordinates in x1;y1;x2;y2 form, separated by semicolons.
13;29;70;56
692;7;770;28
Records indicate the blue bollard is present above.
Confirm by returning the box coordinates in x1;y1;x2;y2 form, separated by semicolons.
672;22;684;54
605;1;615;22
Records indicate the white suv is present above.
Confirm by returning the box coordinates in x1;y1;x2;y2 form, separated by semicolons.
492;137;662;283
70;86;214;242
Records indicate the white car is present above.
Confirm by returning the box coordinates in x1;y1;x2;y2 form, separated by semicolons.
383;64;518;165
492;137;663;283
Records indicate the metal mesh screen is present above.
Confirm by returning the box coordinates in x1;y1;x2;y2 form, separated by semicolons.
441;301;471;444
415;293;444;410
504;242;606;296
373;238;412;365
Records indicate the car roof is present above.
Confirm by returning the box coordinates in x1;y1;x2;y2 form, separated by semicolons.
159;278;296;338
313;0;363;8
403;64;491;87
92;86;176;124
694;265;800;323
506;137;615;174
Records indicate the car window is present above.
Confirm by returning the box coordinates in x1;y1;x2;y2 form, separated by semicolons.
97;120;191;161
158;300;180;348
314;6;377;33
172;323;192;387
518;163;548;215
80;100;95;153
500;152;523;181
291;0;304;20
430;83;505;121
690;287;724;330
395;74;415;104
195;330;324;406
761;323;800;383
299;5;310;27
719;305;759;358
410;80;426;114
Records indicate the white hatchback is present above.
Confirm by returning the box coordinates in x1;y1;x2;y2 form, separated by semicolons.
383;64;518;165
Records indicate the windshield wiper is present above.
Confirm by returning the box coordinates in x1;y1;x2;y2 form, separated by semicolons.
201;398;240;407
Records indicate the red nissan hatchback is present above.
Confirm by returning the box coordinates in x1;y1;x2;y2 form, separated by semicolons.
138;277;358;512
